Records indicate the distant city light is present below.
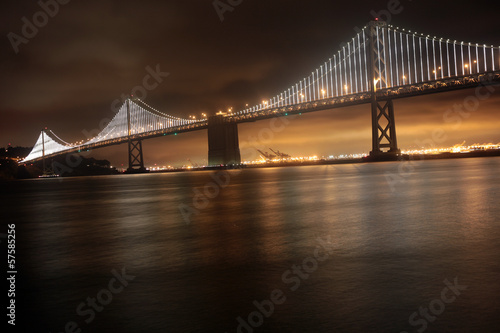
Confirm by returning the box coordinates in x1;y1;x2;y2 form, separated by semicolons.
402;143;500;155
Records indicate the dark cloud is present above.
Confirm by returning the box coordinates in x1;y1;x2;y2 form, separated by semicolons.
1;0;500;166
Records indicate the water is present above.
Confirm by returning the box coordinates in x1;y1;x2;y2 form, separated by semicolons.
2;157;500;332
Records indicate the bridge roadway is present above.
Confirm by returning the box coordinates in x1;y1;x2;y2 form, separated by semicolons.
26;70;500;164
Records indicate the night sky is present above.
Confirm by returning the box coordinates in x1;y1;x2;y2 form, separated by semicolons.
2;0;500;167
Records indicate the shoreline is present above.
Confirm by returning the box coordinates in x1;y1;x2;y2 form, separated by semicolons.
3;150;500;180
148;149;500;174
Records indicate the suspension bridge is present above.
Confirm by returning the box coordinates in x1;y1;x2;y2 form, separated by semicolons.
21;20;500;170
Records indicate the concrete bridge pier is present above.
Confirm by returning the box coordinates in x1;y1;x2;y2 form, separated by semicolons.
207;115;241;166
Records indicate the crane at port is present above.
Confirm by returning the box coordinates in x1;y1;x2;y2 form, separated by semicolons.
269;148;290;159
256;149;274;160
187;158;199;168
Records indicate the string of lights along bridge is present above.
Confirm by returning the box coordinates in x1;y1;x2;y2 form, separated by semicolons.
22;20;500;170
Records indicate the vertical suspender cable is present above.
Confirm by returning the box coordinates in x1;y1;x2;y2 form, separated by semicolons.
388;29;394;86
407;33;412;84
376;27;381;87
343;47;348;93
334;55;338;96
330;58;334;96
446;41;450;77
353;40;358;93
394;30;399;86
439;40;444;78
363;28;370;91
339;52;343;96
400;31;405;86
432;38;437;79
357;34;363;91
426;38;431;81
413;34;417;82
419;37;424;82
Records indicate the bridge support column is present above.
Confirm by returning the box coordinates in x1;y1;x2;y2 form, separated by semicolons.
368;20;400;158
370;99;400;156
125;98;146;173
42;159;55;176
207;115;241;166
41;130;56;176
127;139;146;172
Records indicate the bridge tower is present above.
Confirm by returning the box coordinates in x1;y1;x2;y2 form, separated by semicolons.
126;99;146;172
207;115;241;166
368;20;400;158
41;130;55;176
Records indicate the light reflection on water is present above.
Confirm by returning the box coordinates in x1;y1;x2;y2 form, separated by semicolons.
2;157;500;332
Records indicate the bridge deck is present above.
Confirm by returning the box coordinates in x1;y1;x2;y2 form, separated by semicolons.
23;70;500;164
